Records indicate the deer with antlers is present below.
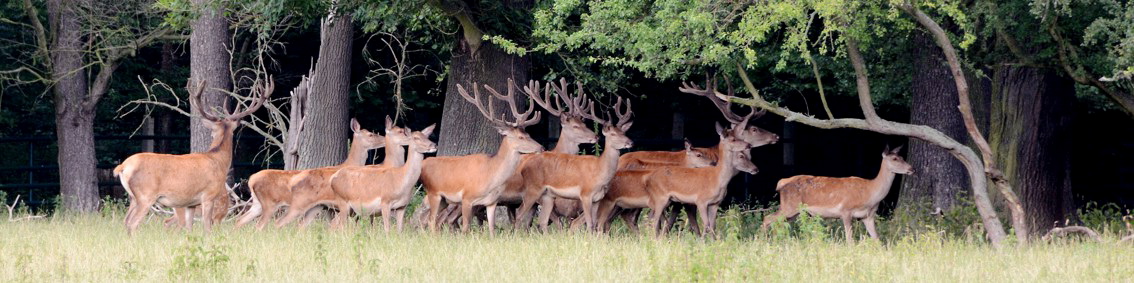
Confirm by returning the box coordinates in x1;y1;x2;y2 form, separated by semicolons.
431;78;599;229
761;145;913;243
273;117;410;228
233;118;389;229
114;78;271;235
419;79;544;235
513;96;634;232
329;124;437;232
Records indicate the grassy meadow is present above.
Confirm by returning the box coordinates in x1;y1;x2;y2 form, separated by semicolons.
1;202;1132;282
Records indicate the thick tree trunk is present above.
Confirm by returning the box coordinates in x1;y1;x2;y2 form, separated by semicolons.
898;32;969;215
189;0;232;152
989;66;1075;236
48;0;99;212
437;30;531;156
296;14;353;169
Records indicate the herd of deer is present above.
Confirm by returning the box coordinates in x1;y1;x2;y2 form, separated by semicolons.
112;76;913;242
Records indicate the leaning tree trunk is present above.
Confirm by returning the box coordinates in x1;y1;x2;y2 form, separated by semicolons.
898;32;969;216
189;0;232;152
989;66;1076;236
48;0;99;212
436;4;532;156
296;14;353;169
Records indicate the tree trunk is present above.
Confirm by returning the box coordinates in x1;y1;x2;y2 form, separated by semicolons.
898;32;969;215
296;14;353;169
989;66;1075;236
189;0;232;152
436;26;531;156
48;0;99;212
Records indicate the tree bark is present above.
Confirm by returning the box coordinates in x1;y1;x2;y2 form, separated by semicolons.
189;0;232;152
989;66;1076;236
898;32;969;215
296;13;353;169
47;0;99;212
436;2;531;156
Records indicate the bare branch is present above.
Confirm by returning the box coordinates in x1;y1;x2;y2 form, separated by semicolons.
1041;226;1102;242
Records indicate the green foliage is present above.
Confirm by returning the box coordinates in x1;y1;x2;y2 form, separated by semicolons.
1081;0;1134;79
168;235;231;281
1078;201;1131;234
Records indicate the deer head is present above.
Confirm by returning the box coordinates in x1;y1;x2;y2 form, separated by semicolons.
350;118;386;149
684;139;716;168
522;78;599;145
715;122;752;152
411;124;439;154
679;76;780;147
883;145;913;175
383;115;412;147
731;149;759;175
456;78;545;154
190;76;272;140
587;96;634;150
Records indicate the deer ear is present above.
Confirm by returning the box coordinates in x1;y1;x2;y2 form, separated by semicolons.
350;118;361;133
495;125;512;135
619;121;633;132
892;145;903;154
715;122;726;137
684;138;693;150
421;124;436;137
385;115;394;130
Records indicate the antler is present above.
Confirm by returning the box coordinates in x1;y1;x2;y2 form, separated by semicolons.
457;78;542;128
187;79;219;121
226;75;273;121
678;75;765;124
589;95;632;127
522;77;593;121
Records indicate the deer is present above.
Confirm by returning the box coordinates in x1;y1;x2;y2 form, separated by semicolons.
760;145;913;243
163;192;230;229
274;116;411;228
233;118;388;230
430;78;599;230
597;124;755;237
604;78;779;234
419;78;544;235
513;96;634;233
329;124;437;232
114;78;270;235
592;139;717;234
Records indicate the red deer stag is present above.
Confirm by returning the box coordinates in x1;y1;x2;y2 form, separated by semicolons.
234;118;388;229
419;79;544;235
274;116;409;228
114;78;270;235
329;124;437;232
514;96;634;232
761;145;913;243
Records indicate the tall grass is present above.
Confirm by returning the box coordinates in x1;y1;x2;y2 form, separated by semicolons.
1;202;1131;281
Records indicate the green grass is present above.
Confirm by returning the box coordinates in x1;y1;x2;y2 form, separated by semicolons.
1;209;1132;282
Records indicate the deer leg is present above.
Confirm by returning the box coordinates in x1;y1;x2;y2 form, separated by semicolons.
395;208;407;232
126;196;157;236
486;204;498;237
235;198;264;229
578;196;596;232
536;195;556;233
182;206;194;231
841;214;854;244
760;205;799;233
459;202;473;233
381;205;394;234
647;198;670;238
330;203;352;230
685;204;701;235
862;215;879;240
275;200;312;228
255;203;279;231
695;203;712;238
426;195;443;233
595;200;616;234
707;204;720;239
514;191;541;230
618;208;640;234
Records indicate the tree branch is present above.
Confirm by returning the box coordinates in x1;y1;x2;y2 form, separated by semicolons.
429;0;483;53
807;52;834;119
844;38;880;122
22;0;50;66
901;3;1028;244
1047;19;1134;118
